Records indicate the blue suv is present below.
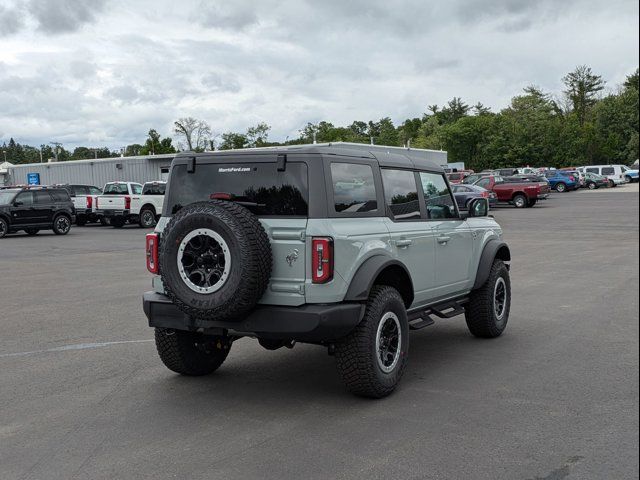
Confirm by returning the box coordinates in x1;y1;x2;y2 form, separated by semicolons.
544;171;578;193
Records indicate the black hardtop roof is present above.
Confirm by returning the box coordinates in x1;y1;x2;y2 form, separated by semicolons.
173;142;446;173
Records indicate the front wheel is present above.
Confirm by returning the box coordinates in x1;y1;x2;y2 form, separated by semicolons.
335;286;409;398
512;194;527;208
0;217;9;238
555;182;567;193
52;215;71;235
587;182;596;190
465;259;511;338
154;328;231;376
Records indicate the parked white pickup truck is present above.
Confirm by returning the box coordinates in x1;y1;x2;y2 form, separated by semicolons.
95;181;165;228
58;184;103;226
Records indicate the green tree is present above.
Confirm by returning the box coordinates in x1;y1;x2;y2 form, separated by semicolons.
219;132;248;150
562;65;605;126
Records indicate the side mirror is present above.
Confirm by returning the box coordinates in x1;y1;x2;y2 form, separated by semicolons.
468;198;489;217
13;201;23;207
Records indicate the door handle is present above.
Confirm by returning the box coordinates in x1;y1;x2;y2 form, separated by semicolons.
437;236;451;245
395;239;413;248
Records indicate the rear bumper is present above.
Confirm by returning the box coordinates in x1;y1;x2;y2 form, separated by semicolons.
142;291;364;342
96;209;130;217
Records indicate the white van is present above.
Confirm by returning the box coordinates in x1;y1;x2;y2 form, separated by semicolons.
578;165;626;187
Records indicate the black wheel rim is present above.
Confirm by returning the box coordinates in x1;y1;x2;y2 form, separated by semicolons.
376;312;401;373
56;217;70;233
177;229;231;294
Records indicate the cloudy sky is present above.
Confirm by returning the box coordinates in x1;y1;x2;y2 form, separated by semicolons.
0;0;638;150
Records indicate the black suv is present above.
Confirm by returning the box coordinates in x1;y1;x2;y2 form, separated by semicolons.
0;187;75;238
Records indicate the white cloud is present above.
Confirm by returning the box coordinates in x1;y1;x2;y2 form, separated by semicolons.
0;0;637;149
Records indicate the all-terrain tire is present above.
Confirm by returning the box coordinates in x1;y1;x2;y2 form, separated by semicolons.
160;201;272;320
465;259;511;338
52;214;72;235
154;328;230;376
335;286;409;398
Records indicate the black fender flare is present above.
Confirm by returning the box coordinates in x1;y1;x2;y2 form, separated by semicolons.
472;240;511;290
344;255;414;306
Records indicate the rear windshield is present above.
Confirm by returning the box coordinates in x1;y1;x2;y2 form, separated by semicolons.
142;183;166;195
166;162;308;216
103;184;129;194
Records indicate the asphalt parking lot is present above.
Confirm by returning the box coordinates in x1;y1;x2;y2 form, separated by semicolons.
1;186;638;480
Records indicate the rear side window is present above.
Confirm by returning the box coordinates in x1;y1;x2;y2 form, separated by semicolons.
419;172;457;219
49;190;71;202
331;163;377;213
35;191;52;203
72;185;89;195
381;169;421;221
131;184;143;195
142;183;166;195
167;162;308;216
585;167;598;174
601;167;614;175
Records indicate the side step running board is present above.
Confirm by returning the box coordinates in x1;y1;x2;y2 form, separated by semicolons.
407;298;468;330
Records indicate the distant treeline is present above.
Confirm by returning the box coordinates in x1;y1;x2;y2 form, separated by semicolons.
2;65;638;171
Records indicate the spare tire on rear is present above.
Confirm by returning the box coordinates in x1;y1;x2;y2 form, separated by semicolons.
159;200;272;320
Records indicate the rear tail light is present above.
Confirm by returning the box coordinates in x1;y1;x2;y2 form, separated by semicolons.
312;237;333;284
124;196;131;210
86;196;92;209
146;233;159;274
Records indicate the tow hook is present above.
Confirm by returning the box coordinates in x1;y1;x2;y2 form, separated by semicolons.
285;340;296;349
327;344;336;356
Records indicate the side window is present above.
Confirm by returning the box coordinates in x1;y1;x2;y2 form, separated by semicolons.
35;191;53;203
381;169;421;221
15;191;34;205
89;186;102;195
131;184;143;195
601;167;614;175
419;172;458;219
586;167;598;174
73;185;88;196
330;163;377;213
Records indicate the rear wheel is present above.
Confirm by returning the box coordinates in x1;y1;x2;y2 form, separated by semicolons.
466;259;511;338
111;217;126;228
512;194;527;208
555;182;567;193
155;328;231;376
25;228;39;236
100;217;110;226
609;180;616;188
139;208;157;228
587;182;596;190
335;286;409;398
52;215;71;235
625;175;632;183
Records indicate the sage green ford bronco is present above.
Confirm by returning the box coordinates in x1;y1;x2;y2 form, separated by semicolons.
143;143;511;398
